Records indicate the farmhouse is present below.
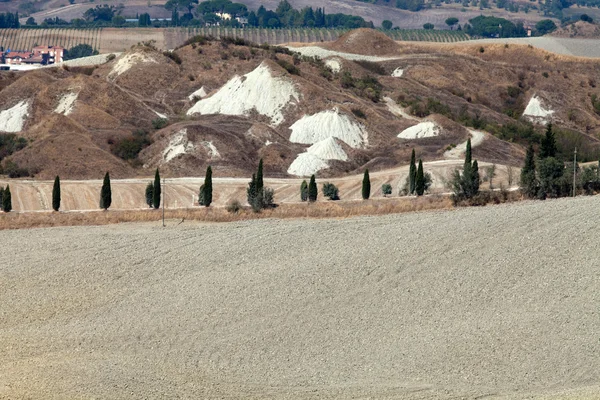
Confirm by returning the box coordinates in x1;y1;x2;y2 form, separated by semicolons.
2;45;64;66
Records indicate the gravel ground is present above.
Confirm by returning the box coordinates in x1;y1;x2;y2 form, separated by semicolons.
1;196;600;399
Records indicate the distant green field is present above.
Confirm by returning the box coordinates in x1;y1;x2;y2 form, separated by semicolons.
0;27;471;54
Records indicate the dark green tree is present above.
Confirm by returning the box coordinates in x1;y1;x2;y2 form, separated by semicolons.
145;182;154;208
362;169;371;200
322;182;340;200
256;158;264;193
521;144;537;197
300;180;308;201
537;157;564;199
52;175;61;211
409;148;417;194
381;19;392;29
152;168;161;209
464;138;472;169
99;172;112;210
2;185;11;212
472;160;480;194
415;159;425;196
0;186;3;207
539;122;557;159
199;165;213;207
308;174;317;202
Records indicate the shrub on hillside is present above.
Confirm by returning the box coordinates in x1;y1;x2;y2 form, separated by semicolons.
163;51;182;65
382;183;392;196
322;183;340;200
226;199;242;213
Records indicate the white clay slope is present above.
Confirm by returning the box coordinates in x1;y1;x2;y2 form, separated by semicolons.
391;68;404;77
163;129;194;163
307;137;348;161
287;137;348;176
201;141;220;159
289;109;368;148
186;62;299;126
398;121;440;139
287;153;329;176
54;92;78;116
0;100;29;132
523;96;554;122
188;86;208;100
325;59;341;73
109;53;157;78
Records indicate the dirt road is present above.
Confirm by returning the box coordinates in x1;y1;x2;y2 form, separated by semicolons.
1;196;600;398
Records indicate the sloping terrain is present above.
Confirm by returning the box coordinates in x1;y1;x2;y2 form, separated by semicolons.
0;159;516;211
2;196;600;398
1;30;599;181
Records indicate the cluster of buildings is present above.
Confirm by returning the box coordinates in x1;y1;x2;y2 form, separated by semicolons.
1;45;65;67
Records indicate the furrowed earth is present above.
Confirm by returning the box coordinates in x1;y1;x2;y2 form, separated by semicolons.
1;196;600;399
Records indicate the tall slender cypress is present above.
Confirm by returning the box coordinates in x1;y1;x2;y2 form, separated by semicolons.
539;122;556;159
362;169;371;200
202;165;213;207
52;175;61;211
300;180;308;201
152;168;161;209
247;173;257;204
464;138;472;169
2;185;11;212
415;159;425;196
409;148;416;194
472;160;480;194
145;182;154;207
99;172;111;210
256;159;264;193
521;144;537;198
308;174;317;202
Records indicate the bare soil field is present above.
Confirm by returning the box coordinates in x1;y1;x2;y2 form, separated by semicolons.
1;196;600;399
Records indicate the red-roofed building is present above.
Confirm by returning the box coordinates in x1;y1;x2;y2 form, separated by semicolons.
4;52;34;65
32;45;64;64
2;45;64;66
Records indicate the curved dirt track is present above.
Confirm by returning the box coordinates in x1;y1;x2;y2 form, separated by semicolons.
1;196;600;399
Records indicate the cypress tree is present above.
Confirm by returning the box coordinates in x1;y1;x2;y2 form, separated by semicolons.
362;169;371;200
99;172;111;210
415;159;425;196
52;175;61;211
0;186;3;207
539;122;556;159
464;138;472;169
409;148;416;194
145;182;154;208
200;165;212;207
521;144;537;198
247;173;257;204
300;180;308;201
472;160;480;194
152;168;161;209
256;159;264;193
2;185;11;212
308;174;317;202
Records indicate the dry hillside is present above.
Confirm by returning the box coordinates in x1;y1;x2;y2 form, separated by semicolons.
0;30;599;181
551;20;600;38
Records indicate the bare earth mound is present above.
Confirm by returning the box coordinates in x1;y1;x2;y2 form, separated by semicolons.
327;28;401;56
2;197;600;399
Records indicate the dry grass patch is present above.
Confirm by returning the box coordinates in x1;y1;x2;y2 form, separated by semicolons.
0;196;453;230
